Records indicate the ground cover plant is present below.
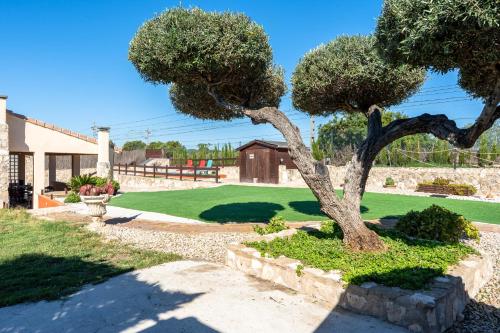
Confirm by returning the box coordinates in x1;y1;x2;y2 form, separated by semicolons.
0;210;180;307
129;2;499;251
253;216;288;235
246;221;476;289
110;185;500;224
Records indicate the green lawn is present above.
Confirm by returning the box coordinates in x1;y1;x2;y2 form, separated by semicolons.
0;210;180;307
110;185;500;224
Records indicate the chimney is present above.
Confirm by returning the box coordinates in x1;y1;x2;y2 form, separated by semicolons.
0;95;7;124
96;127;112;179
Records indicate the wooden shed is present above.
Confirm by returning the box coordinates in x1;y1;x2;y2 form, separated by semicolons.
237;140;296;184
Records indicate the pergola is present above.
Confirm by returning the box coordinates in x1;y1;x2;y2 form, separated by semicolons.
0;95;112;208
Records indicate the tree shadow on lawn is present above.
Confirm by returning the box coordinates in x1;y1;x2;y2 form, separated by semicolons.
198;202;285;223
0;254;219;332
288;201;369;218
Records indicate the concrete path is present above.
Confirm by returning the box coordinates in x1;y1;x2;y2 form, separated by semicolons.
32;203;204;224
0;261;407;333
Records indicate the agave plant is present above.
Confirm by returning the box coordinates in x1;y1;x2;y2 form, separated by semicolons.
68;174;97;191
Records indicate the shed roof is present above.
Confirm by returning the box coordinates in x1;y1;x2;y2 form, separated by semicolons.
236;139;288;151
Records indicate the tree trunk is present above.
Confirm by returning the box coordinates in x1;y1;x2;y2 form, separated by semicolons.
240;107;385;252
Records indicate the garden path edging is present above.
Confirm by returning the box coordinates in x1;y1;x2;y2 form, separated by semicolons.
225;227;493;333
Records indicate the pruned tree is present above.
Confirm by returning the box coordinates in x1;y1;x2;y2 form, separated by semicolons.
129;3;499;251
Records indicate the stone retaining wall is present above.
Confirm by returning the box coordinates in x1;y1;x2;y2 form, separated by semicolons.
114;173;223;191
226;228;494;333
280;166;499;197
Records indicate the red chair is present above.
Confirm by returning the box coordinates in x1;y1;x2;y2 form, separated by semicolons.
198;160;206;168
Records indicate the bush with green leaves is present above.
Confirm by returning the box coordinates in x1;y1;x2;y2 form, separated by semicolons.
253;216;288;235
385;177;395;186
64;192;81;203
67;174;96;191
395;205;479;243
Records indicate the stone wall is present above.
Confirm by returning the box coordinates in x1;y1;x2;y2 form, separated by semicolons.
281;166;500;197
226;228;494;333
0;123;9;206
114;173;223;191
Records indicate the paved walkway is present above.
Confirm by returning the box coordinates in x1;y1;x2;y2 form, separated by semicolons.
0;261;407;333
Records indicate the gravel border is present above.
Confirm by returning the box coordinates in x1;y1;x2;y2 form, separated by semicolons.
446;231;500;333
86;222;256;264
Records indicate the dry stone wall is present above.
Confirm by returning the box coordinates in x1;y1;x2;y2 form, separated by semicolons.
281;166;500;197
0;123;9;206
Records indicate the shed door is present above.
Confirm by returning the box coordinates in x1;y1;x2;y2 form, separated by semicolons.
240;148;278;183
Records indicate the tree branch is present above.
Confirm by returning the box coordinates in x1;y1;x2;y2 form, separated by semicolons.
377;80;500;151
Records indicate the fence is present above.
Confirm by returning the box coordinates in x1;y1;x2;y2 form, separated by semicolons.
113;163;221;183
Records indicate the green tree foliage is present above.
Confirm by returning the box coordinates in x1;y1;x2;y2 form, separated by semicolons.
122;140;146;151
129;8;285;120
146;141;166;149
292;35;425;114
376;0;500;99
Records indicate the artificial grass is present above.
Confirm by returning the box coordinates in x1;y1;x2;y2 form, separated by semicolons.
0;210;181;307
246;222;476;289
110;185;500;224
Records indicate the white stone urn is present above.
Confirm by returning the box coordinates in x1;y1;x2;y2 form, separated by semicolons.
81;194;110;225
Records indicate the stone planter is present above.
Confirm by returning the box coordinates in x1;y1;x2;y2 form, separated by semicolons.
81;194;110;225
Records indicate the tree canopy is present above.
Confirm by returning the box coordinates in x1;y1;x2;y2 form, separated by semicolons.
129;7;285;120
122;140;146;151
292;35;425;115
376;0;500;99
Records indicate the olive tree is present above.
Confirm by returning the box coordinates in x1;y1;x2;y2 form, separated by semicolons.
129;3;499;252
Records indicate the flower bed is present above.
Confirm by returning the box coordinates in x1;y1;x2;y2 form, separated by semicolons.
416;178;477;196
226;224;493;332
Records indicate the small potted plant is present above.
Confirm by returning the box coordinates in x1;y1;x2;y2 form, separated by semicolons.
79;183;115;225
383;177;396;188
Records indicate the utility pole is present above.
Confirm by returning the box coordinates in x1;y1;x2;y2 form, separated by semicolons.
144;129;152;145
91;121;97;138
310;115;315;147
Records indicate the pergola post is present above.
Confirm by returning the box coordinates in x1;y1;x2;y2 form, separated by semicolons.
33;151;45;209
48;154;56;186
97;127;112;180
0;95;9;208
18;153;26;184
71;155;80;177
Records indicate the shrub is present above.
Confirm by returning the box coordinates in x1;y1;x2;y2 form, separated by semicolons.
385;177;395;186
395;205;479;243
432;177;451;186
448;184;477;196
64;192;81;203
94;177;120;194
67;174;96;191
253;216;288;235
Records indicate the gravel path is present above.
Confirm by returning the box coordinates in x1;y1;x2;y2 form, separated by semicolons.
447;231;500;333
86;222;256;263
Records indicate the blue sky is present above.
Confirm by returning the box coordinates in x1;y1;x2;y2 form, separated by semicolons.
1;0;483;148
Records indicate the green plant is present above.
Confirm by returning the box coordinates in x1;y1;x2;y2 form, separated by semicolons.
432;177;452;186
395;205;479;243
64;192;81;203
295;264;304;277
385;177;395;186
253;216;288;235
246;223;475;290
67;174;97;191
448;184;477;196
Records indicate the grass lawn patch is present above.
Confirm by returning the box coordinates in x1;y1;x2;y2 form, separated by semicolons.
246;222;477;289
0;210;181;307
110;185;500;224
